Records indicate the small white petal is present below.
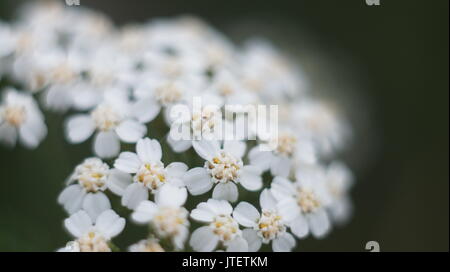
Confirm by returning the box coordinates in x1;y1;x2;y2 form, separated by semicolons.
226;237;248;252
64;210;92;238
277;198;300;223
82;192;111;220
270;155;291;177
192;140;220;160
290;214;309;238
233;202;260;228
155;184;187;207
136;137;162;163
114;152;141;173
240;166;263;191
167;133;192;153
183;167;213;195
65;115;95;144
259;189;277;211
242;229;262;252
107;169;132;196
115;120;147;143
131;200;157;223
57;184;86;214
121;183;149;209
173;226;189;250
19;118;47;149
165;162;188;178
130;97;161;123
190;226;219;252
95;209;125;239
94;131;120;159
212;182;238;202
272;232;296;252
190;206;216;222
270;176;296;200
223;140;246;159
248;147;273;171
205;198;233;215
308;208;331;238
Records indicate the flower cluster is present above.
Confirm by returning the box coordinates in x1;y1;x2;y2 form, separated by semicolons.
1;1;354;252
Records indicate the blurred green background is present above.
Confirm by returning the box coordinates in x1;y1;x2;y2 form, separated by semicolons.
0;0;448;251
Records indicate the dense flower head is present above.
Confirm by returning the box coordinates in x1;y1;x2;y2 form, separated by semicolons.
0;1;356;252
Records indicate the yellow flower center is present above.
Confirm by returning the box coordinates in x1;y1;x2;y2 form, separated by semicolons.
257;210;285;242
210;214;240;242
205;151;242;184
153;207;189;237
297;188;321;213
3;105;26;127
134;162;167;192
77;231;111;252
91;104;122;131
75;158;109;193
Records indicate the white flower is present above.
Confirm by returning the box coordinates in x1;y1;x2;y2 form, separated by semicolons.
325;162;354;225
249;130;317;178
132;184;189;250
111;137;188;209
166;100;225;153
233;189;297;252
128;238;165;252
189;199;248;252
183;140;262;202
291;100;350;156
207;69;259;106
57;157;119;220
64;209;125;252
240;39;304;104
133;74;203;125
270;164;333;239
0;89;47;148
65;90;147;158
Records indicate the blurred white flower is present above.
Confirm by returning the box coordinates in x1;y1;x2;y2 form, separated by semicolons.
132;184;190;250
270;165;333;239
63;209;125;252
325;162;354;225
65;90;147;158
233;189;296;252
0;89;47;148
111;137;188;209
190;199;248;252
184;140;262;202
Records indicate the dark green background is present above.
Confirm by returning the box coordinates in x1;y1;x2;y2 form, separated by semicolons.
0;0;448;251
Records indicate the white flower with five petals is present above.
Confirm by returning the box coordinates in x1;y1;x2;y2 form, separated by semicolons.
111;137;188;209
270;164;333;239
189;199;248;252
183;140;262;202
65;90;147;158
57;157;122;220
233;189;297;252
0;89;47;149
63;209;125;252
132;184;190;250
